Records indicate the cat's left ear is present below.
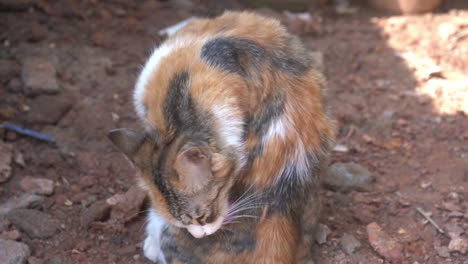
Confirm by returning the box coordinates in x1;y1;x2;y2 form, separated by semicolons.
107;128;146;161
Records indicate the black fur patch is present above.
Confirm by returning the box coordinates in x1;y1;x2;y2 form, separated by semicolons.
201;37;266;77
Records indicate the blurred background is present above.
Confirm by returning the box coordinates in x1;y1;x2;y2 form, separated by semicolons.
0;0;467;263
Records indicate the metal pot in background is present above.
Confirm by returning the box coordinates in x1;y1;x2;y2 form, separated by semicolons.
367;0;443;14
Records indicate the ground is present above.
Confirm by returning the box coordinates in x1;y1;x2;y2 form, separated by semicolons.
0;0;467;263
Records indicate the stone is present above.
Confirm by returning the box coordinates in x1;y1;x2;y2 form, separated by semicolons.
448;236;467;255
79;175;97;189
19;176;54;195
367;222;403;261
27;94;75;124
0;59;20;82
315;223;331;245
21;57;59;96
81;200;111;228
1;229;21;240
323;162;376;191
445;223;464;238
0;239;30;264
108;185;147;223
7;209;59;239
0;193;44;216
0;141;13;183
90;32;115;49
340;233;362;254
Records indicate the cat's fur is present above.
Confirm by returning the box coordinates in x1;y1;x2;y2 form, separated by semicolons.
108;11;335;264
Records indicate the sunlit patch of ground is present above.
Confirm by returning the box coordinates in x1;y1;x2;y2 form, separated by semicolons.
373;13;468;115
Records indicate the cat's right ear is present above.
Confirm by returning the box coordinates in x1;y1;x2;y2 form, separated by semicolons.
107;128;146;161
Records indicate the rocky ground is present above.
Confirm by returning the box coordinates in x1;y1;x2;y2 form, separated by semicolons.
0;0;467;263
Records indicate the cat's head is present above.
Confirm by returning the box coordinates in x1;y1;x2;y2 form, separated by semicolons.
108;128;234;238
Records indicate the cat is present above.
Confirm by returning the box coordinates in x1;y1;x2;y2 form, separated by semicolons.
108;11;335;264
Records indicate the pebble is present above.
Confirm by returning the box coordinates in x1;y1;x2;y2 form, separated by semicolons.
75;240;90;252
1;229;21;240
0;193;44;216
19;176;54;195
81;200;111;228
366;222;403;261
27;94;75;124
323;162;376;191
108;185;147;223
79;175;97;189
0;238;31;264
315;223;331;245
0;141;13;183
21;57;59;96
7;209;60;239
90;32;115;49
340;233;362;254
448;236;467;254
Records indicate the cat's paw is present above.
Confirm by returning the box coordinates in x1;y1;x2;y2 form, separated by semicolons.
144;235;165;263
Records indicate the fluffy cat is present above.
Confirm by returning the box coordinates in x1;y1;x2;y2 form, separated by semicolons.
108;11;335;264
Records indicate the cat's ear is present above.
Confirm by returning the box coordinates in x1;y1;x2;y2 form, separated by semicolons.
108;128;146;161
174;147;212;184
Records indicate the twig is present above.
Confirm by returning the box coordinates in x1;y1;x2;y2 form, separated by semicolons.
416;207;445;235
1;124;55;142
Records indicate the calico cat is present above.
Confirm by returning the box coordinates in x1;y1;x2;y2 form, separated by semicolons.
108;11;335;264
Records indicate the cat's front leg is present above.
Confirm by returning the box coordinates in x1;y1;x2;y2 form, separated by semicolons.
144;210;168;264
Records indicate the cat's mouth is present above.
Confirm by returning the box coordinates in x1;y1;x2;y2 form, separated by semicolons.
186;215;224;238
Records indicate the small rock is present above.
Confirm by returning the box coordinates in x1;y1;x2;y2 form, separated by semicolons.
315;223;331;245
81;200;111;228
445;223;464;238
75;240;90;252
79;175;97;189
109;185;147;223
434;241;450;258
366;222;403;261
448;236;467;254
0;0;36;11
340;233;361;254
0;141;13;183
28;94;75;124
0;59;20;82
443;201;462;212
14;152;26;168
0;238;30;264
19;176;54;195
323;162;376;191
7;209;60;239
21;57;59;96
1;229;21;240
0;193;44;216
90;32;115;49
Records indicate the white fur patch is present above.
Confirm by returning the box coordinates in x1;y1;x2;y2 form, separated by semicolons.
263;113;311;182
212;104;246;168
144;210;168;263
133;35;207;123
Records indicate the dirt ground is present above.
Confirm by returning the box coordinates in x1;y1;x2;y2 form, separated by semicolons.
0;0;467;263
